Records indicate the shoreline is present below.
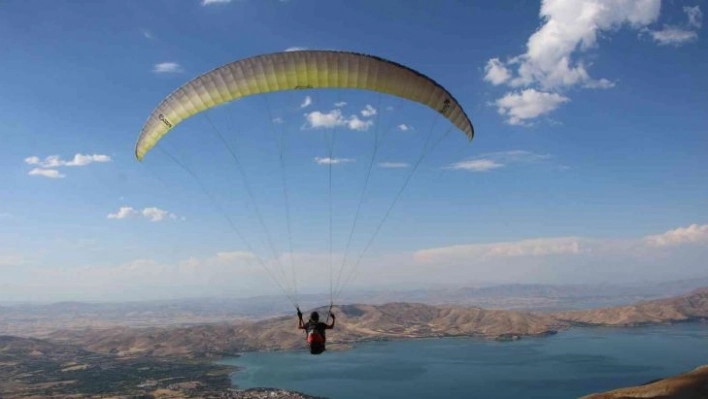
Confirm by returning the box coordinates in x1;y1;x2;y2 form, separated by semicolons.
215;322;708;399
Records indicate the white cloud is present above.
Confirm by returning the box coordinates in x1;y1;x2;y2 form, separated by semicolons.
397;124;411;131
300;95;312;108
65;154;112;166
378;162;410;168
142;29;154;40
650;27;698;46
25;153;111;167
24;156;40;165
512;0;660;89
305;109;343;129
28;168;65;178
483;0;664;123
303;109;374;131
415;237;584;263
495;89;569;125
448;150;552;172
285;46;307;52
483;58;511;85
142;207;175;222
107;207;138;220
644;224;708;247
448;159;504;172
201;0;232;5
25;155;61;167
648;5;702;46
272;117;284;124
334;101;347;107
314;157;355;165
153;62;183;74
361;104;377;117
346;115;374;131
108;206;178;222
24;154;111;178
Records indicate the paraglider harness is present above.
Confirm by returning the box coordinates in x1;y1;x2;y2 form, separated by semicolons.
306;322;326;355
298;306;334;355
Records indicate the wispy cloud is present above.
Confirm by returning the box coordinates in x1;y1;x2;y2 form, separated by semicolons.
448;159;504;172
28;168;65;179
649;27;698;45
483;0;665;124
347;115;373;131
142;207;176;222
142;29;154;40
378;162;410;168
25;154;111;179
0;213;13;218
647;6;702;46
201;0;232;5
361;104;377;117
7;222;708;300
314;157;355;165
285;46;308;52
686;5;703;28
107;207;137;220
645;224;708;247
303;109;374;131
300;95;312;108
153;62;183;74
272;117;284;124
397;124;411;131
448;150;551;172
107;206;179;222
334;101;347;107
25;154;112;168
415;237;584;263
409;223;708;285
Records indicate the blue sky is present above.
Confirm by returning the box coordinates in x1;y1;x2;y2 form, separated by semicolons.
0;0;706;302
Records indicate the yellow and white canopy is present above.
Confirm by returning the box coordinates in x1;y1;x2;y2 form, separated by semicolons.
135;50;474;160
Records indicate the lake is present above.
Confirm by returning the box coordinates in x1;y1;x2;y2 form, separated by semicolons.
219;323;708;398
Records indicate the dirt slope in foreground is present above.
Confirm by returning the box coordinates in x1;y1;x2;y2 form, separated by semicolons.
581;365;708;399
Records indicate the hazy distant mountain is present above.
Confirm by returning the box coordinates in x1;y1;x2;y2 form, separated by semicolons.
43;288;708;360
580;365;708;399
555;288;708;326
4;278;708;338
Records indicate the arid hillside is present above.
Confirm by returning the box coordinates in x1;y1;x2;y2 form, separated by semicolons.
554;288;708;326
581;365;708;399
48;302;566;358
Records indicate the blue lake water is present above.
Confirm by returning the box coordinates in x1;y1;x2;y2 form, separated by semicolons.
219;323;708;398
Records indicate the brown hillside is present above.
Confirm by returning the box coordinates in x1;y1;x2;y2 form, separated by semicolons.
581;365;708;399
554;288;708;326
49;302;565;358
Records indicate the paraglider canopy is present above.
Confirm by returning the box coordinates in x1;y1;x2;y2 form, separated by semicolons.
135;50;474;161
